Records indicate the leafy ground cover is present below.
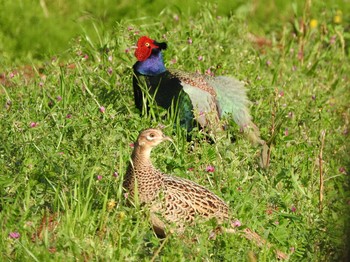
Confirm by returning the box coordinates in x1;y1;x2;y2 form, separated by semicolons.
1;1;349;261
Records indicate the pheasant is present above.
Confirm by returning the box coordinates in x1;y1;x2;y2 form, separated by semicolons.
123;128;287;259
132;36;265;147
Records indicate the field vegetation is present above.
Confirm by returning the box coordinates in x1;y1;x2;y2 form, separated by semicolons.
1;0;349;261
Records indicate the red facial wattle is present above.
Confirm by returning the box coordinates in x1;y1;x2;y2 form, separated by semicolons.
135;36;158;62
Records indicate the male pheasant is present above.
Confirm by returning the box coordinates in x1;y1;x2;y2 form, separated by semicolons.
132;36;264;146
123;128;287;259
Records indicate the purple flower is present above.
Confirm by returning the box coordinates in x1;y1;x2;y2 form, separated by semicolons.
205;68;212;76
187;167;194;171
9;72;15;78
291;206;297;212
187;38;193;44
278;90;284;97
330;35;336;45
266;208;273;215
232;219;241;227
99;106;105;113
83;54;89;60
339;167;346;174
30;122;38;128
107;67;113;75
113;171;119;178
129;143;134;148
312;95;316;100
39;82;44;87
284;128;289;136
97;175;102;181
9;232;20;239
342;129;349;135
125;48;130;53
173;14;179;21
298;50;303;60
124;192;129;199
292;65;297;71
170;58;177;64
127;26;133;31
198;55;203;61
66;114;72;119
205;165;215;172
57;96;62;101
266;60;272;66
274;221;279;225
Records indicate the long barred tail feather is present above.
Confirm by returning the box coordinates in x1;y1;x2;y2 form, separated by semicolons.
224;227;288;260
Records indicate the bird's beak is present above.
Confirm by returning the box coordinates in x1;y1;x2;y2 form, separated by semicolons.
162;135;173;142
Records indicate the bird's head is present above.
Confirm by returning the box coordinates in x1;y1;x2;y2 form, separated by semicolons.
136;128;172;149
135;36;167;62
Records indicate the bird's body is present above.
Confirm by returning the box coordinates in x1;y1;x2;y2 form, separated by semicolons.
123;129;287;259
123;129;229;236
132;36;263;145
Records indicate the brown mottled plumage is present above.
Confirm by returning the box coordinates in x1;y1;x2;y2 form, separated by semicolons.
123;129;287;259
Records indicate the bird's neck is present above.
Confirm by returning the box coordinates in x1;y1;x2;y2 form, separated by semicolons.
130;145;157;173
134;51;166;76
126;145;163;203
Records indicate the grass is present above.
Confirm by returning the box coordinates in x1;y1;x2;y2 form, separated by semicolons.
1;0;350;261
0;0;250;66
1;0;348;66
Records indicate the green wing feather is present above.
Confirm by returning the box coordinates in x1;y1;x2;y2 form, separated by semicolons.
174;70;263;145
207;76;250;126
209;76;264;145
177;91;195;132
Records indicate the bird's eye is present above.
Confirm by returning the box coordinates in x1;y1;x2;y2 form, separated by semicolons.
145;42;150;47
146;133;155;141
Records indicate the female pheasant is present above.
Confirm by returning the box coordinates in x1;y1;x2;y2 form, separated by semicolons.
123;128;287;259
132;36;264;146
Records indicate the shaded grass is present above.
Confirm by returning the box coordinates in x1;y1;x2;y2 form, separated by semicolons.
1;1;350;261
